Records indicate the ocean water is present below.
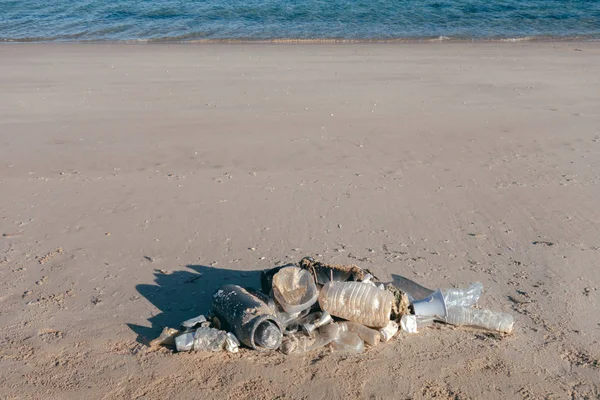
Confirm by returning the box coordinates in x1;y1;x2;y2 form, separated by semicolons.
1;0;599;42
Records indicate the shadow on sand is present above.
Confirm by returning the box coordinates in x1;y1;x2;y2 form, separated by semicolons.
127;264;264;344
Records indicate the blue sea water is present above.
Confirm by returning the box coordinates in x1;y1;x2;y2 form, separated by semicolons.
1;0;599;42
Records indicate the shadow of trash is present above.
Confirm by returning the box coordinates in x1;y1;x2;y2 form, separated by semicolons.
127;264;263;345
389;273;434;301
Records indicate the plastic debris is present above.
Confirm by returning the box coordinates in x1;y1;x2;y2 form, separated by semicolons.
379;320;399;341
150;327;180;347
341;321;381;346
281;324;339;355
331;330;364;353
400;315;418;334
175;331;195;352
192;327;230;352
400;315;434;334
301;311;333;335
443;282;483;308
174;327;240;353
181;314;207;330
152;257;514;358
225;332;241;353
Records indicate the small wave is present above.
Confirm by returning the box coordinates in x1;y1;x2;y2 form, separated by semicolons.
499;36;536;42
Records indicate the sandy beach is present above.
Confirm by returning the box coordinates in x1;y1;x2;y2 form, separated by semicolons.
1;42;599;399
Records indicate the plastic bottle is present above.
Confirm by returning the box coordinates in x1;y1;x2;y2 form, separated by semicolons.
443;306;514;334
212;285;283;351
301;312;333;335
340;322;380;346
318;281;394;328
443;282;483;308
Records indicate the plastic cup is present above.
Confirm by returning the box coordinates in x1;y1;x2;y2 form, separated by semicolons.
411;289;447;317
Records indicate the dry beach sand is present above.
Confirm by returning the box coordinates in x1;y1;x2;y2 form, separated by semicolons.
1;42;599;399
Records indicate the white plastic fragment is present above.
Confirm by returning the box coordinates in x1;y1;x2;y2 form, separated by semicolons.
379;320;399;341
400;315;418;333
181;314;207;329
225;333;240;353
401;315;436;333
175;332;195;351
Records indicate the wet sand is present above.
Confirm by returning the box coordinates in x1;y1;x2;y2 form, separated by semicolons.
1;42;599;399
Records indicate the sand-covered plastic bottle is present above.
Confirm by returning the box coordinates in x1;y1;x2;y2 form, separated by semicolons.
318;281;394;328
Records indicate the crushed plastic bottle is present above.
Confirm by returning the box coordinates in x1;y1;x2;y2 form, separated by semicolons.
443;282;483;308
331;330;364;354
443;306;514;334
175;327;240;352
318;281;394;328
193;327;229;351
281;322;340;355
340;321;380;346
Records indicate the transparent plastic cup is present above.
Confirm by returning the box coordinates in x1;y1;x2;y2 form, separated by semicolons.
272;267;319;314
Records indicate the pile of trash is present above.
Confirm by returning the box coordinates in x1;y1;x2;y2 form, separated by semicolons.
150;257;514;355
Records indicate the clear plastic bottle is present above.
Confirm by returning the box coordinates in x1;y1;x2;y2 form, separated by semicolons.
443;306;514;334
318;281;394;328
443;282;483;308
340;321;380;346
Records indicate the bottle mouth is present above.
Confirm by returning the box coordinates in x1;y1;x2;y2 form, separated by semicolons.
253;319;283;350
